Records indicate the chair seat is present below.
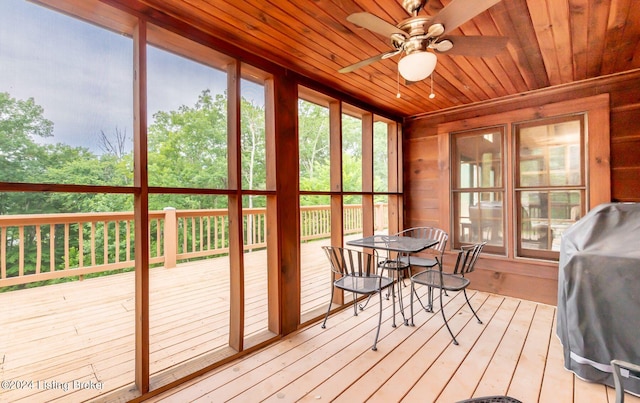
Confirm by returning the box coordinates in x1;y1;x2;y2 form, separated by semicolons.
378;259;410;271
398;255;437;268
411;269;470;291
335;275;394;294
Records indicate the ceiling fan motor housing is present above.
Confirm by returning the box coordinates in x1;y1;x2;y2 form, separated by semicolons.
402;0;427;15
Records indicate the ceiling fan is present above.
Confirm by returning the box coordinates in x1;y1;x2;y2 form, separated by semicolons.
339;0;508;82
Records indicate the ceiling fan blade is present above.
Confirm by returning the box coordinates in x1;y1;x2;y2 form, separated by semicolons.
338;50;401;73
347;12;408;39
431;0;502;35
435;36;508;56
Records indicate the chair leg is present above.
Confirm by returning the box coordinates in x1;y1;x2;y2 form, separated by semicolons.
463;289;482;324
372;291;383;351
409;281;416;326
427;286;434;312
440;287;458;345
359;294;373;311
352;292;358;316
412;285;430;312
321;285;335;329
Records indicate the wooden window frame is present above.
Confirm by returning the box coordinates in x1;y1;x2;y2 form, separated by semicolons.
514;114;586;260
440;94;610;262
451;126;507;255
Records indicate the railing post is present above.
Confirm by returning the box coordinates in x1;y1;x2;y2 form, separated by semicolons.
163;207;177;268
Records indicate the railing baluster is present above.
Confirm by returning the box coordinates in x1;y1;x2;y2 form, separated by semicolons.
50;224;55;273
78;222;84;268
1;227;6;279
115;221;120;263
19;226;25;277
36;226;42;274
91;222;96;267
103;222;109;265
125;220;131;262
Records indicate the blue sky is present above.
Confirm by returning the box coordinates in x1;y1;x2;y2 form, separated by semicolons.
0;0;243;154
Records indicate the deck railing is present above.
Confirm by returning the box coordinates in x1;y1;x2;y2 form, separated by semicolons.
0;203;387;287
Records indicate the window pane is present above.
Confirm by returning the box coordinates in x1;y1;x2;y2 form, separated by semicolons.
455;192;504;248
298;99;330;191
454;130;502;189
0;0;133;186
241;80;266;190
342;113;362;192
149;194;231;378
147;36;228;189
300;195;331;322
518;119;582;187
0;192;135;401
519;190;582;252
243;195;269;340
374;121;389;192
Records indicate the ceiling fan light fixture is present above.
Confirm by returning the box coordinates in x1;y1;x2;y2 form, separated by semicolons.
398;51;437;82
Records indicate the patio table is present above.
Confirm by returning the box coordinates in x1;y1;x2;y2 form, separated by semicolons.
347;235;438;327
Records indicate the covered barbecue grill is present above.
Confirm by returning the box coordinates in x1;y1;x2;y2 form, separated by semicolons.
557;202;640;394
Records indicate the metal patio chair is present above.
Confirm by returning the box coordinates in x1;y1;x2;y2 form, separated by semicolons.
410;242;486;345
321;246;395;351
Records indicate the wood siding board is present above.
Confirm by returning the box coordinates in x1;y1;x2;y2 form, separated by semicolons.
462;10;520;96
549;0;575;83
526;0;562;85
600;0;631;75
586;0;612;78
615;0;640;73
499;0;550;89
569;0;591;80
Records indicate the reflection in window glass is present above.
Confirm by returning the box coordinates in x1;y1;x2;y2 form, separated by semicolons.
516;117;584;258
454;130;503;189
0;0;133;186
518;120;581;187
519;190;582;252
299;99;330;191
455;192;504;248
241;80;266;190
147;44;228;189
342;113;362;192
452;128;505;253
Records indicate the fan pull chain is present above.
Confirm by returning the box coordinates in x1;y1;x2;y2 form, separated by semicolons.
396;68;401;98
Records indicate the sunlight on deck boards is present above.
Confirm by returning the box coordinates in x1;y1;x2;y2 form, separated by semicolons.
2;237;639;402
0;242;330;402
147;288;640;403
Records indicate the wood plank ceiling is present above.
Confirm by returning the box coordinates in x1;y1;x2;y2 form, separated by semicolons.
110;0;640;118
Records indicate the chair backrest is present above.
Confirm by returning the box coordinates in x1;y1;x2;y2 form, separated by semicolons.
322;246;379;277
397;227;448;257
451;242;486;276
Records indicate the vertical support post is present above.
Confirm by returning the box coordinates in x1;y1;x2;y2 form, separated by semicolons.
133;18;149;395
163;207;177;268
227;61;245;352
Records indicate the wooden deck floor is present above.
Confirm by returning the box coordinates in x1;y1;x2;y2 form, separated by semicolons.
0;240;332;402
1;239;638;402
146;292;640;403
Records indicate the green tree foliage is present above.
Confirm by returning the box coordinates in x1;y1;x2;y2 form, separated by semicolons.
148;89;228;192
1;89;390;290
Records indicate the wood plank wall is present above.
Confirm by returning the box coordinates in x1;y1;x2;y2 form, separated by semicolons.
403;69;640;305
